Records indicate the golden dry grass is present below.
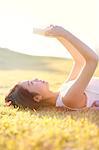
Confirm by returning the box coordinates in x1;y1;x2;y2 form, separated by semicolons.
0;48;99;150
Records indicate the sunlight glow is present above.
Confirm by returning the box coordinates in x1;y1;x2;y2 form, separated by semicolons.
0;0;98;58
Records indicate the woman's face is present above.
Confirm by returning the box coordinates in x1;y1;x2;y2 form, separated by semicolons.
19;78;50;98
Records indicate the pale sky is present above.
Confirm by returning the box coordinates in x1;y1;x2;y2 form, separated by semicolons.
0;0;98;58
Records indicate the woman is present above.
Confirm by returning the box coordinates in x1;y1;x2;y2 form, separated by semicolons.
5;25;99;110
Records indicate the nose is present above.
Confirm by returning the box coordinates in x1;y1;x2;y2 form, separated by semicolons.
34;78;43;82
33;78;47;84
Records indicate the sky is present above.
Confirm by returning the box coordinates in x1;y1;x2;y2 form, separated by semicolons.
0;0;99;58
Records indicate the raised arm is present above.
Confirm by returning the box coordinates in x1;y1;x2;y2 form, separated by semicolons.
33;25;85;81
56;36;85;81
33;25;98;107
61;28;98;91
50;26;98;105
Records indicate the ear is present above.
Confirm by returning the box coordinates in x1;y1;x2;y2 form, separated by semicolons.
33;95;42;103
5;101;12;106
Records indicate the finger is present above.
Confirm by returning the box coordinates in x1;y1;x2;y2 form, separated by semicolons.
50;25;54;28
45;30;56;37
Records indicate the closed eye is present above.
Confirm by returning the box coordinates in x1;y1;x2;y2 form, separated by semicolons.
30;80;34;84
27;80;33;85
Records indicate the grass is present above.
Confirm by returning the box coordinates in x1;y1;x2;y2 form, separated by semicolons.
0;48;99;150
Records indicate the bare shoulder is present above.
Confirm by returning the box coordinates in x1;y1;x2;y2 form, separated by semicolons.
62;87;87;109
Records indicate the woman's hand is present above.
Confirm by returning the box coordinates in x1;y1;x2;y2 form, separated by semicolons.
33;25;66;38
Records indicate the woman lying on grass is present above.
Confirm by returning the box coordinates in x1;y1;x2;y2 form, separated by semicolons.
5;25;99;111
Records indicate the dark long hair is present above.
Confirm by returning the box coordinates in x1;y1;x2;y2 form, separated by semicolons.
5;84;53;110
5;84;41;110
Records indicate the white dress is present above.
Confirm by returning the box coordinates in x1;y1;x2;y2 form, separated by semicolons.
56;77;99;110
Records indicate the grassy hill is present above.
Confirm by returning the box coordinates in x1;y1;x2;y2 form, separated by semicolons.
0;47;71;71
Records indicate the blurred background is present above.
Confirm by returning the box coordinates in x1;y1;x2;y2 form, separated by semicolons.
0;0;98;58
